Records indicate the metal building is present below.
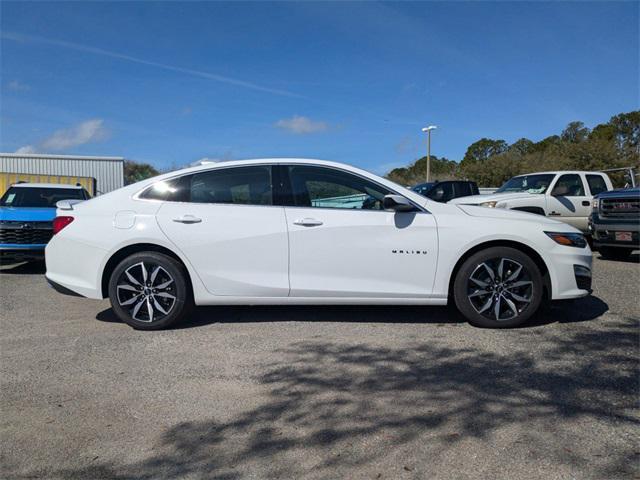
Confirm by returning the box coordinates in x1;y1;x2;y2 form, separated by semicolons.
0;153;125;195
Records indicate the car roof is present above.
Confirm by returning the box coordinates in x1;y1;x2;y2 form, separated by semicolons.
512;171;605;176
10;183;84;189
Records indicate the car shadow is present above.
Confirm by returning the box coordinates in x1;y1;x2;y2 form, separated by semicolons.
596;252;640;264
0;261;46;275
96;294;609;330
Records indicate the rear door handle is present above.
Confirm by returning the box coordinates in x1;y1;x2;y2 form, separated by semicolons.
293;218;323;227
582;201;590;206
173;214;202;224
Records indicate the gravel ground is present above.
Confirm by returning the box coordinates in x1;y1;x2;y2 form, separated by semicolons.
1;254;638;480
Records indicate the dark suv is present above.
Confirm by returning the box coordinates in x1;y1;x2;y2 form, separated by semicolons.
412;180;479;203
589;187;639;260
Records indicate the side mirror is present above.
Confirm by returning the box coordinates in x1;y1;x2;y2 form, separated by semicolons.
429;188;445;201
383;194;415;212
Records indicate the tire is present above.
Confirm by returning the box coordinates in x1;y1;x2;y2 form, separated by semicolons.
108;252;194;330
453;247;544;328
598;246;633;260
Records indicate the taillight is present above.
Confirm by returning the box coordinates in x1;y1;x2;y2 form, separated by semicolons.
52;216;74;234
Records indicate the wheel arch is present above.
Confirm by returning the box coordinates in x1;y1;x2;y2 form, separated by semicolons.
447;240;552;301
101;243;192;298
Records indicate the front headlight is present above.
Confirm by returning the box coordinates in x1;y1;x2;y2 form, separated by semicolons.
479;201;498;208
544;231;588;248
591;199;599;210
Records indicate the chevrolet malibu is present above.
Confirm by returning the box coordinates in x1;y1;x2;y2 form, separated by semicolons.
45;159;593;330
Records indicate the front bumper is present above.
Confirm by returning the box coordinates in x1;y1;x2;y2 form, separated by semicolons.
546;244;593;300
0;245;46;262
589;213;640;249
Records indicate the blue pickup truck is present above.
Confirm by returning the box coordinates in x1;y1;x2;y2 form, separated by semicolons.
0;183;90;264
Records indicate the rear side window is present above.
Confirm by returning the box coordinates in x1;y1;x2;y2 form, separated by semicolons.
139;175;190;202
140;166;273;206
551;174;585;196
455;182;473;197
190;166;272;205
586;175;608;195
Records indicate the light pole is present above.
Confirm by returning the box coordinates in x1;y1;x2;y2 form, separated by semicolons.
421;125;437;183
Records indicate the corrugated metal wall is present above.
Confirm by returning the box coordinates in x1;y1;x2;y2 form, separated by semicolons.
0;153;125;194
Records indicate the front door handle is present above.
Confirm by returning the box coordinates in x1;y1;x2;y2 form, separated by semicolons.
173;214;202;224
293;218;323;227
582;201;590;206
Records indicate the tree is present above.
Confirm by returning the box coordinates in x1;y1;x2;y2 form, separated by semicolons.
385;110;639;188
561;121;590;143
509;138;535;156
124;160;160;185
609;111;640;152
461;138;508;164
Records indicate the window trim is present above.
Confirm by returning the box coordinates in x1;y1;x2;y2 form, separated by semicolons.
134;162;428;213
135;164;278;208
275;164;428;213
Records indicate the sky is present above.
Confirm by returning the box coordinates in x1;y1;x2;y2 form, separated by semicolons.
1;1;638;174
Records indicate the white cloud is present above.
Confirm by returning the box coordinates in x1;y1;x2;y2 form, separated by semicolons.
275;115;328;135
8;80;30;91
15;145;37;154
15;119;109;154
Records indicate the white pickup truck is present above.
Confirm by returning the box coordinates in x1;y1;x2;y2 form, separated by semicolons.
449;171;613;232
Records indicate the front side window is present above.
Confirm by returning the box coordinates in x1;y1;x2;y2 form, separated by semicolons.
0;186;88;207
496;174;555;194
140;166;273;205
286;165;392;210
586;175;608;195
551;174;585;196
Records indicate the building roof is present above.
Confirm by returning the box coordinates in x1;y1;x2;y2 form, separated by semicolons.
0;153;124;162
10;183;85;189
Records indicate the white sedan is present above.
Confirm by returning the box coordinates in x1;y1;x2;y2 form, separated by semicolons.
45;159;592;330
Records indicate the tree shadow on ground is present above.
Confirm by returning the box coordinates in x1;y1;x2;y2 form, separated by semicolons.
49;316;637;480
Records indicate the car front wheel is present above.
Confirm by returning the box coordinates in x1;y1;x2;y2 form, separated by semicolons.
108;251;193;330
453;247;543;328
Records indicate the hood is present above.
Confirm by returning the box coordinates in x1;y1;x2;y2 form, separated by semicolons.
449;192;538;205
456;204;565;226
596;186;640;199
0;206;57;222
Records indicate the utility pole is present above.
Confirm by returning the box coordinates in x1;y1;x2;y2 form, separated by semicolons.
421;125;437;183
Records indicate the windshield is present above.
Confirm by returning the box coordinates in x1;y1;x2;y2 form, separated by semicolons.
495;174;555;194
0;186;88;208
412;182;435;194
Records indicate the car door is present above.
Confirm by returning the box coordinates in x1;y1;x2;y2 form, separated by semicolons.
546;173;592;230
279;164;438;298
154;165;289;297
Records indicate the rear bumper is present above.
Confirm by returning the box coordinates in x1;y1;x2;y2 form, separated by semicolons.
46;276;85;297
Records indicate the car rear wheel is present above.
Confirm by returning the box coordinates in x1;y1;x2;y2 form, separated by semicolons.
453;247;543;328
108;252;193;330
